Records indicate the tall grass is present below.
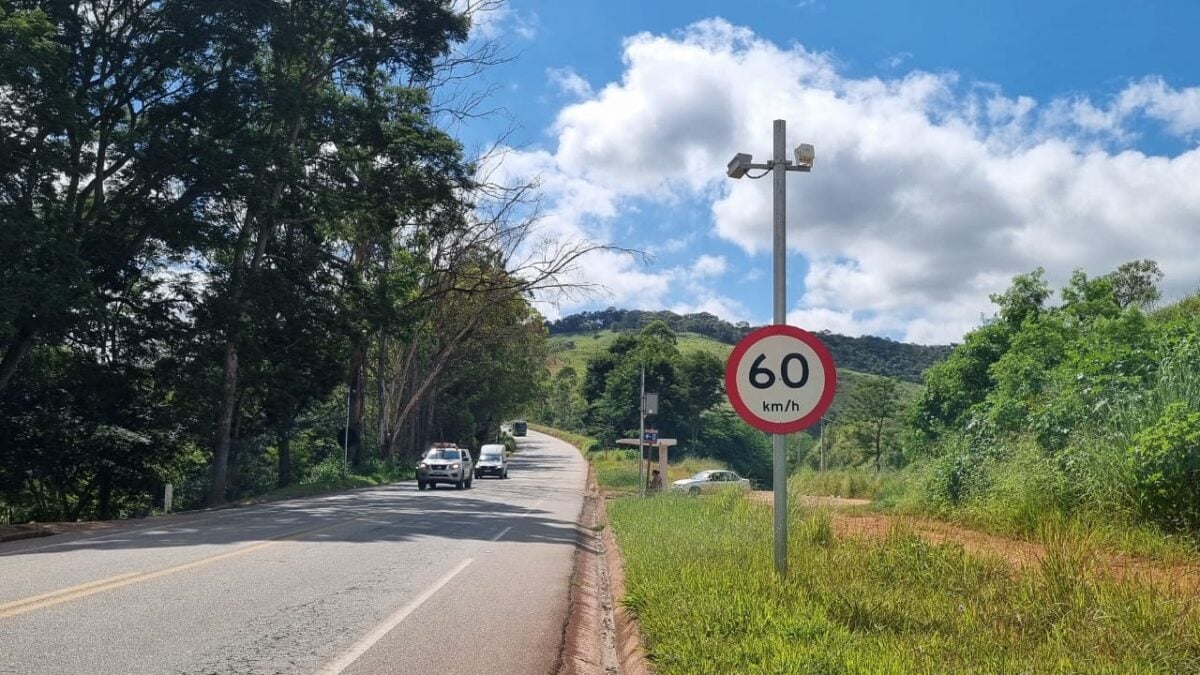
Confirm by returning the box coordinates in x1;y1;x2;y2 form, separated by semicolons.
1108;337;1200;445
589;449;731;492
611;493;1200;673
789;467;898;500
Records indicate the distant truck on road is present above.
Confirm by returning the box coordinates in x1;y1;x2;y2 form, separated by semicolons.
512;420;527;437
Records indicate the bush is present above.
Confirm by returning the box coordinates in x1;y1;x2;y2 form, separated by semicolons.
920;447;993;508
499;433;518;455
303;454;346;484
1131;402;1200;531
959;443;1075;535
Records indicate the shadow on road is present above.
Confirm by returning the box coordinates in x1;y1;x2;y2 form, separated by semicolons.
0;433;595;558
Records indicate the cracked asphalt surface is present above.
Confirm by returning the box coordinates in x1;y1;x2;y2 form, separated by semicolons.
0;431;585;675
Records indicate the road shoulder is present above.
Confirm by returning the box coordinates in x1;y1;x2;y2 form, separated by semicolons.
559;464;652;675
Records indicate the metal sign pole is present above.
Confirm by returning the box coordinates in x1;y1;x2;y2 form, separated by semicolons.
771;119;788;578
639;365;646;495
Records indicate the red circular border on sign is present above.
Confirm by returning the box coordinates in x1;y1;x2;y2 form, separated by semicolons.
724;324;838;434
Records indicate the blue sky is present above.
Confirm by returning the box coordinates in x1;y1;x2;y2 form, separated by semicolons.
451;1;1200;344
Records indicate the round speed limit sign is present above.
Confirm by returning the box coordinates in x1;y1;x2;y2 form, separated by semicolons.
725;325;837;434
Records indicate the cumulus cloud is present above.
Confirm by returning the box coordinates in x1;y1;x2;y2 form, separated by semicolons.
671;294;752;324
692;255;728;278
547;67;594;99
454;0;536;41
506;19;1200;343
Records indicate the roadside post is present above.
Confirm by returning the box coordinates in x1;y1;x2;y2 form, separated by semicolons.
638;367;645;494
639;387;658;494
726;120;829;577
644;428;663;487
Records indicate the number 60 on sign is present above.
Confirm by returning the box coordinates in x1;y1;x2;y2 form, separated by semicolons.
725;324;837;434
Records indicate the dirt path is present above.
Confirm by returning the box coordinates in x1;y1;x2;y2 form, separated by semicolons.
751;492;1200;595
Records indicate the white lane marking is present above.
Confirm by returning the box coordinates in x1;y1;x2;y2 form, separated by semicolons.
318;558;474;675
483;497;545;544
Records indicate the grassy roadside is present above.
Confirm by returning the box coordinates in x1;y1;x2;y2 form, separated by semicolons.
529;423;730;493
789;467;1198;561
610;492;1200;674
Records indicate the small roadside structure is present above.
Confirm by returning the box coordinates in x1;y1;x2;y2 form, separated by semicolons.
616;438;677;492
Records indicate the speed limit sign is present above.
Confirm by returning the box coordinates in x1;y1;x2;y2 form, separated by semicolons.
725;325;837;434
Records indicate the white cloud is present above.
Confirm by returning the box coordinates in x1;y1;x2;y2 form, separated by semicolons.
505;19;1200;343
741;268;764;283
513;11;539;39
881;51;913;70
454;0;536;41
657;234;695;254
1117;77;1200;136
786;307;893;339
547;67;593;99
692;254;727;278
671;294;751;324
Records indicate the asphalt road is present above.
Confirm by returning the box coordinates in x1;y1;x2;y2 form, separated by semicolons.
0;431;586;675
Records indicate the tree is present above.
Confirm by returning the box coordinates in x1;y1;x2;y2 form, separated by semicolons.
1106;259;1163;310
694;409;771;481
846;376;901;472
0;1;252;392
676;350;724;448
990;268;1051;328
544;366;585;430
200;0;470;504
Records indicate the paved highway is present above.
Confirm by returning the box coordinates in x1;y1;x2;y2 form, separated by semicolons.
0;431;586;675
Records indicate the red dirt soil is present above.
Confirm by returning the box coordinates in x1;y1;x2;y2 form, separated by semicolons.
752;492;1200;596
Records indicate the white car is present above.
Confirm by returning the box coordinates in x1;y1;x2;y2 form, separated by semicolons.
671;470;751;495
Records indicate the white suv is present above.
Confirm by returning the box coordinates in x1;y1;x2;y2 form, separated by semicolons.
417;445;474;490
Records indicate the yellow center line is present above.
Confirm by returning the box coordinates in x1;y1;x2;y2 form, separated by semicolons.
0;518;357;620
0;572;144;613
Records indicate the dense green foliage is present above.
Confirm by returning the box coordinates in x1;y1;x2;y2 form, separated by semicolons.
546;308;951;382
0;2;562;522
612;493;1200;673
904;261;1200;536
1130;403;1200;531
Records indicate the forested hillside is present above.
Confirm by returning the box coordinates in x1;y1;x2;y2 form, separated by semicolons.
546;309;950;382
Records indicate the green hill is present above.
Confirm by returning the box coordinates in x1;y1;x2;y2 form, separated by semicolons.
547;330;727;375
547;329;921;420
546;309;950;383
